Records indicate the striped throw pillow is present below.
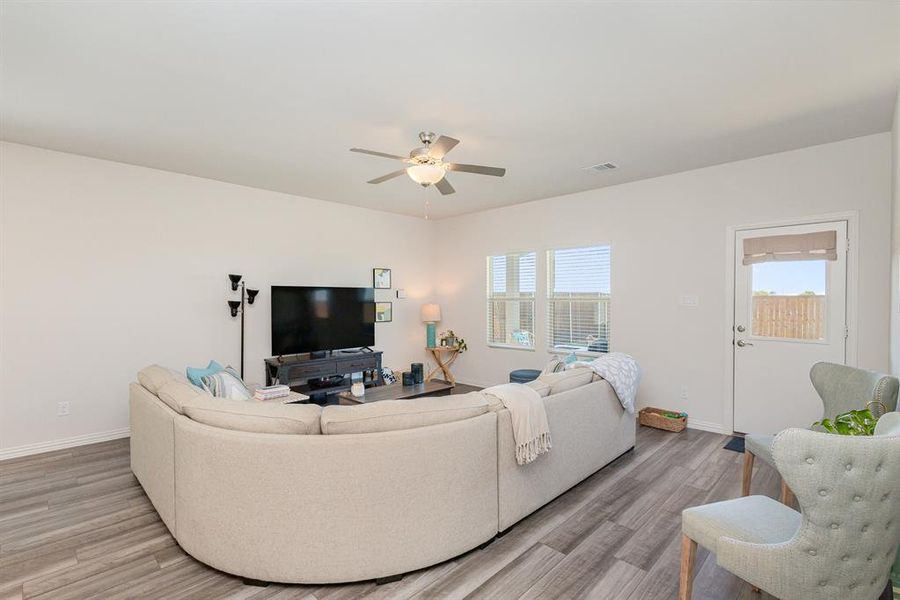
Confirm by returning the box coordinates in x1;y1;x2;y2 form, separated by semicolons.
201;366;251;401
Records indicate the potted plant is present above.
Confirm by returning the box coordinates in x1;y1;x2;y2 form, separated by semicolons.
812;401;886;436
439;330;467;353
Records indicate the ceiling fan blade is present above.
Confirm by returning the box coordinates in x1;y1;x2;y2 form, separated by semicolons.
367;170;407;184
445;163;506;177
428;135;460;159
351;148;408;161
435;177;455;195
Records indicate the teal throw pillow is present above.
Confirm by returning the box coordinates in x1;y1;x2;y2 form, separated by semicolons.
186;360;223;388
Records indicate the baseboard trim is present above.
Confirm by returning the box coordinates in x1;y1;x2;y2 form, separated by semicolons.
0;428;131;461
455;379;494;389
686;419;731;435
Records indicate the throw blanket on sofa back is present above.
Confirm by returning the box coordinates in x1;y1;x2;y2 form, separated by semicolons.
482;383;552;465
571;352;642;414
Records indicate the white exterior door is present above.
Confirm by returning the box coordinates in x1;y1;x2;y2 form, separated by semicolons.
733;221;848;434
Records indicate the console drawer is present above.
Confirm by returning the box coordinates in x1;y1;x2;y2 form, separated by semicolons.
286;361;337;379
340;357;378;372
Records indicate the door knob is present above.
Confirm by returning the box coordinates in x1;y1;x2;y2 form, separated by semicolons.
736;339;754;347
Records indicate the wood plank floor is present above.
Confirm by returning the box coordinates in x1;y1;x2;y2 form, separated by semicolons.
0;426;786;599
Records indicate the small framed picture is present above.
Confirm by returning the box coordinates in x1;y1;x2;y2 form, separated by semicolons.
373;268;391;289
375;301;393;323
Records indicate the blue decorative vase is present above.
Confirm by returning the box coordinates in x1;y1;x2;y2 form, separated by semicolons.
411;363;424;384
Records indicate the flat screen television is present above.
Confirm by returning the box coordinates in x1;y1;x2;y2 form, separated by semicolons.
271;286;375;356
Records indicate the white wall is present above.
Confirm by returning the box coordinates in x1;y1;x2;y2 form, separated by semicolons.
890;89;900;376
1;133;893;453
0;142;436;453
434;134;893;433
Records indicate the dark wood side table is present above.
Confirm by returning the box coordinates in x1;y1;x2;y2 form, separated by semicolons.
337;379;455;405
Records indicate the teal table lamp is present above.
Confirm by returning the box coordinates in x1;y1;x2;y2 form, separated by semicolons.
421;303;442;348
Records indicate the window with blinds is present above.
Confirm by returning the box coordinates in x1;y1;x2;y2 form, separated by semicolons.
547;245;611;353
486;252;536;348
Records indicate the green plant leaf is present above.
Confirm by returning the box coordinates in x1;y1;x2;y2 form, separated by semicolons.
812;408;878;435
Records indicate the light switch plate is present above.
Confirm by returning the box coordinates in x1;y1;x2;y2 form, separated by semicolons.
680;294;699;307
396;289;406;299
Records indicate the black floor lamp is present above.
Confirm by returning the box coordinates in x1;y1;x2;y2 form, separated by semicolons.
227;274;258;378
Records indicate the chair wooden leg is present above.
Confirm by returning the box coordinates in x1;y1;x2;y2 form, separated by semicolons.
780;480;795;507
742;450;755;496
679;534;697;600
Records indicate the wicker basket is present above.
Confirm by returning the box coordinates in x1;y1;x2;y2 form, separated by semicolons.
639;407;687;432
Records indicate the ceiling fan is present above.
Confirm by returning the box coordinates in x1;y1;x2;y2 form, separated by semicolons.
350;131;506;195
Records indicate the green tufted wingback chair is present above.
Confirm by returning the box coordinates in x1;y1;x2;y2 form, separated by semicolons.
681;428;900;599
743;362;898;504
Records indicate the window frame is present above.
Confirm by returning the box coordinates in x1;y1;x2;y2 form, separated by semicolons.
485;251;537;351
546;243;612;357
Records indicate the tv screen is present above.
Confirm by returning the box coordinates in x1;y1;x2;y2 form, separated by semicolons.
271;286;375;356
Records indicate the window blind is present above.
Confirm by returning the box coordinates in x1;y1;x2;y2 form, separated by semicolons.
547;246;611;353
486;252;536;348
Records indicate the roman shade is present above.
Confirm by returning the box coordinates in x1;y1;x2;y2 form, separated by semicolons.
742;230;837;265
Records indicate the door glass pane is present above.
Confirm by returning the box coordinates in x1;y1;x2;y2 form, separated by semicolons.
751;261;827;340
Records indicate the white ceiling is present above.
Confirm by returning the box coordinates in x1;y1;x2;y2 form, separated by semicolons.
2;2;899;219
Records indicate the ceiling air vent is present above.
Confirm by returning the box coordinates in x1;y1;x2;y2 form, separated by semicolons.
585;162;618;172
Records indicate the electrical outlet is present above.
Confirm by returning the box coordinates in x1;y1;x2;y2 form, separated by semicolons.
57;401;70;416
679;386;688;400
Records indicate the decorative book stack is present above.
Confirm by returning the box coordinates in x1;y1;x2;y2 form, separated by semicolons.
254;384;291;402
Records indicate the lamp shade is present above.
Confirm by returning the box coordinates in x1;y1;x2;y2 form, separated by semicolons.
421;303;442;323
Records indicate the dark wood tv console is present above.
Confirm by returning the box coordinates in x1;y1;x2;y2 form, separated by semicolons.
264;351;383;398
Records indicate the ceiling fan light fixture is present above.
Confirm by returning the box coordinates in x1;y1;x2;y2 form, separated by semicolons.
406;163;445;186
352;133;503;195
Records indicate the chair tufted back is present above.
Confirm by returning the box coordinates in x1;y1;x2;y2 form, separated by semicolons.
771;428;900;598
810;362;899;420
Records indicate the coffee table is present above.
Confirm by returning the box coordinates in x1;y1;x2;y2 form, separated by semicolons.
337;379;454;405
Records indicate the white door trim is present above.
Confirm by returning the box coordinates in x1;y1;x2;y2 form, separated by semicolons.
722;211;859;435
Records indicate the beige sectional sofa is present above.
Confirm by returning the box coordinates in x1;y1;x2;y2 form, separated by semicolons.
130;365;635;584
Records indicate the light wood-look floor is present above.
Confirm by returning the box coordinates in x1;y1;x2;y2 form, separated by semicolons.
1;426;786;599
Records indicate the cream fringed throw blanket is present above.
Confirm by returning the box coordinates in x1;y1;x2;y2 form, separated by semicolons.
483;383;552;465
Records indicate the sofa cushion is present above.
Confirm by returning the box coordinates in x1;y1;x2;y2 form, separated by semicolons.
138;364;189;395
320;392;488;435
157;379;211;414
182;396;322;435
526;379;552;398
538;368;595;395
